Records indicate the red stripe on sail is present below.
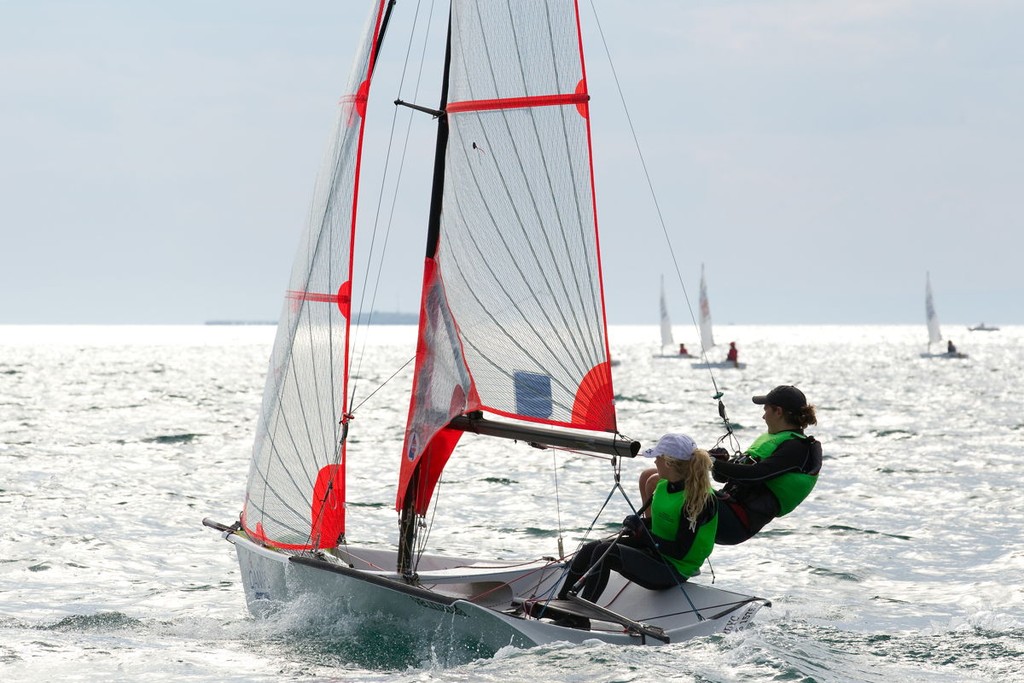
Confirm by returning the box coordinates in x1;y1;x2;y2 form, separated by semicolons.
446;91;589;114
288;291;336;303
338;79;370;127
573;0;616;418
287;281;351;318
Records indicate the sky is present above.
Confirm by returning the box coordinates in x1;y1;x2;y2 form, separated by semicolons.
1;0;1021;326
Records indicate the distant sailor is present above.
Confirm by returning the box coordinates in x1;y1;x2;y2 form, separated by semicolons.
709;385;822;545
947;340;957;354
678;343;689;356
726;342;738;367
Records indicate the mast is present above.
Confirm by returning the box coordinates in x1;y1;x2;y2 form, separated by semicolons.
397;6;454;579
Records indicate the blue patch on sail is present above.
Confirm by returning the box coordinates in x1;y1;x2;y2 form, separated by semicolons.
514;371;552;419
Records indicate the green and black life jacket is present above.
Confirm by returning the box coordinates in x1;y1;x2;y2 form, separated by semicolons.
650;480;717;577
746;431;818;516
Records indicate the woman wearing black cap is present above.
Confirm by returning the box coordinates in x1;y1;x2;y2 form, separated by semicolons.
710;385;822;545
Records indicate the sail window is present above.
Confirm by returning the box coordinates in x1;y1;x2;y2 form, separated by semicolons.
514;371;553;419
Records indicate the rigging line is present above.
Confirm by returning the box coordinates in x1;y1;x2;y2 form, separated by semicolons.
585;0;726;406
552;450;565;559
415;457;441;572
350;0;435;410
610;475;707;621
349;354;417;415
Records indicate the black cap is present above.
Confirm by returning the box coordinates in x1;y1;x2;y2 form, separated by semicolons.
752;385;807;410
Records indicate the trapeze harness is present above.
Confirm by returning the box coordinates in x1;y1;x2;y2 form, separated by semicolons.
713;430;821;545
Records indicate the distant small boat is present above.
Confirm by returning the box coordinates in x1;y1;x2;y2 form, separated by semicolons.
653;276;694;358
689;266;744;369
967;323;999;332
920;273;968;359
691;360;748;370
697;264;715;353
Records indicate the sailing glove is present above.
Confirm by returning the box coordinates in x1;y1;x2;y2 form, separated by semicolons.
622;515;643;533
708;447;730;462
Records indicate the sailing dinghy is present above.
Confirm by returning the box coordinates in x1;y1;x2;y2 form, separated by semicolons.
920;272;967;359
654;275;693;358
205;0;766;652
690;264;745;369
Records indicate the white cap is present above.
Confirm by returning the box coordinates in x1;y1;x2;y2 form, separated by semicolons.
641;433;696;461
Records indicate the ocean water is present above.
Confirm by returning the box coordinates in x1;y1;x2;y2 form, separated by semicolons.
1;324;1022;682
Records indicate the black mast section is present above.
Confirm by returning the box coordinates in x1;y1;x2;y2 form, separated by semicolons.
397;7;453;580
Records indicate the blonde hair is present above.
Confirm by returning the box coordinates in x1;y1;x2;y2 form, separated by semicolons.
658;448;714;531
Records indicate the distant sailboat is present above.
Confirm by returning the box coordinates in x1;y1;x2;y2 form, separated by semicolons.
698;264;714;352
660;276;674;350
654;276;692;358
691;264;745;369
921;272;967;359
967;323;999;332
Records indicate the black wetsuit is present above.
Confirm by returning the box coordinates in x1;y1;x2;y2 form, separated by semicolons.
712;434;822;545
558;481;717;602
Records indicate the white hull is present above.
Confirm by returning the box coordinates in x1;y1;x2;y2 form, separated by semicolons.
653;353;696;359
920;351;968;359
221;526;767;650
691;361;747;370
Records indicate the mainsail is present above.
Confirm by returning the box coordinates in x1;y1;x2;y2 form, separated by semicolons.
698;263;715;351
925;272;942;345
240;2;392;551
397;0;617;519
659;275;674;349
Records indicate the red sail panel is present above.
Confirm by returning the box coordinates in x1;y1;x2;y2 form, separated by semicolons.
397;259;481;515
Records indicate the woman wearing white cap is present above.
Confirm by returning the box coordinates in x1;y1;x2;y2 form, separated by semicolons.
550;433;717;629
